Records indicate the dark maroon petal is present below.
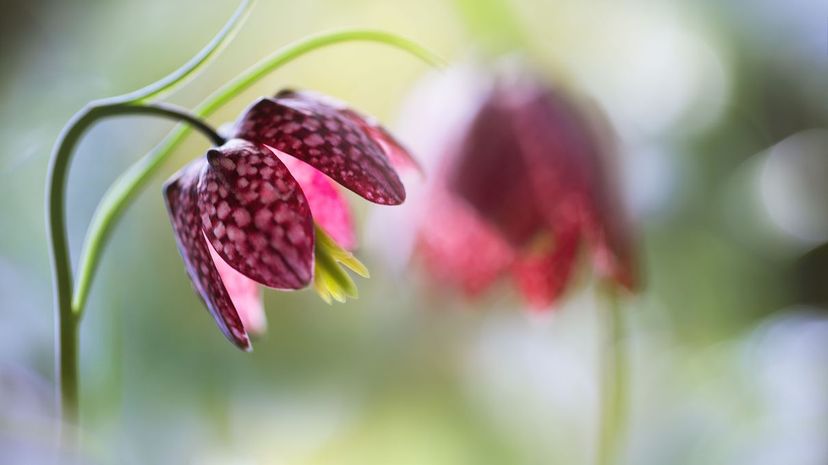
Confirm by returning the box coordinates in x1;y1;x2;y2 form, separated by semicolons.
573;102;639;291
198;139;314;290
592;223;637;291
520;87;638;291
208;243;267;335
587;185;638;291
349;113;420;173
515;85;600;216
163;159;250;350
232;93;405;205
275;90;421;174
447;91;548;246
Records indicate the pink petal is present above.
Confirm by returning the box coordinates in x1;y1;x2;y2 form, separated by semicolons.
163;159;250;350
232;94;405;205
277;153;356;250
416;187;515;296
198;139;314;290
207;240;267;335
512;224;581;310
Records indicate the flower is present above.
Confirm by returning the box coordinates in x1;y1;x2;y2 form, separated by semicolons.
164;90;414;350
415;72;637;309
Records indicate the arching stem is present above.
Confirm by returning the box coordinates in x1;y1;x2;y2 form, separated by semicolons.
46;102;223;436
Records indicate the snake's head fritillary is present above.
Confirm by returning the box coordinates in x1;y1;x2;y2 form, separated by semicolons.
416;70;638;310
164;91;413;349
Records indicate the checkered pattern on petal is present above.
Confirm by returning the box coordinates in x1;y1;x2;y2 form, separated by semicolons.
233;94;405;205
163;159;250;350
198;139;314;290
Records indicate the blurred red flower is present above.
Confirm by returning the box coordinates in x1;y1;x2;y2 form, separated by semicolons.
416;73;637;309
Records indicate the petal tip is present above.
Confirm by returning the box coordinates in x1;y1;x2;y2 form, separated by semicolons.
224;323;252;351
234;92;409;208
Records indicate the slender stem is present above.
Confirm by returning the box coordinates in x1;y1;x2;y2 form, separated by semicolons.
46;0;249;438
114;0;253;105
130;102;226;145
597;287;627;465
47;106;105;431
46;102;224;432
72;29;442;315
196;29;444;116
59;310;79;428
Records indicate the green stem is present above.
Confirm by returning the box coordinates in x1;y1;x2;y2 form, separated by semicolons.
197;29;443;116
597;287;627;465
46;102;224;431
72;29;442;315
47;108;94;430
115;0;253;104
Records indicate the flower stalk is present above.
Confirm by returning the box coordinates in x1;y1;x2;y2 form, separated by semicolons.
597;286;627;465
47;103;228;428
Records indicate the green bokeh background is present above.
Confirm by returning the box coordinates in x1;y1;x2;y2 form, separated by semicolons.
1;0;827;463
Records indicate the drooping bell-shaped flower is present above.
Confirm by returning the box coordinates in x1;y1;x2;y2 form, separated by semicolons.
164;90;414;349
416;72;637;309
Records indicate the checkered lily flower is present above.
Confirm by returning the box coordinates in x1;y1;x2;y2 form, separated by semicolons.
417;75;637;309
164;90;414;349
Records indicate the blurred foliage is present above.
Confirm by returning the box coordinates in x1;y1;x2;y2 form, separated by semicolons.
0;0;826;464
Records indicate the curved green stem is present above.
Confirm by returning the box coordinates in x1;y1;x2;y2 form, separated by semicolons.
597;287;627;465
115;0;253;104
48;108;98;430
133;103;226;145
47;0;250;434
46;103;224;430
196;29;444;116
72;29;443;316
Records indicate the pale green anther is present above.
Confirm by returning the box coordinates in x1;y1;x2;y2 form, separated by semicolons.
312;224;369;304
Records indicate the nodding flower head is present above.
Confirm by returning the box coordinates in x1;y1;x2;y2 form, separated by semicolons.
416;72;637;309
164;90;414;350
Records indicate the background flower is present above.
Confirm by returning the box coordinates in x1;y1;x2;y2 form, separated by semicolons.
413;69;636;309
